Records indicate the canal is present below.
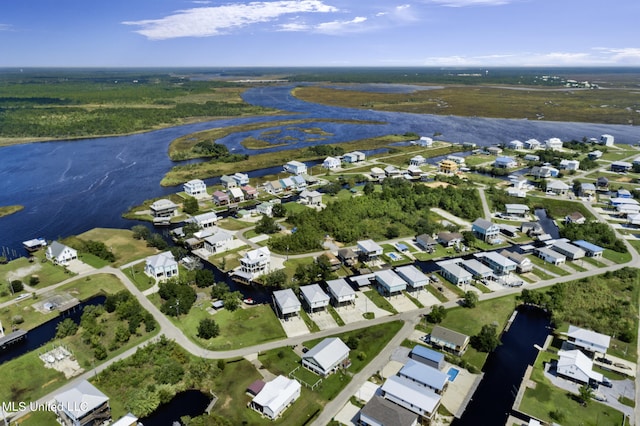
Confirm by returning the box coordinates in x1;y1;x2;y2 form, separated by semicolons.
138;389;211;426
452;306;550;426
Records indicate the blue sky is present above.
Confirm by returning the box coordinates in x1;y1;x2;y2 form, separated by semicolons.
2;0;639;67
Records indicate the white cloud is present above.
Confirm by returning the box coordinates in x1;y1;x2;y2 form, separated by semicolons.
0;24;12;31
278;22;311;32
594;47;640;64
423;0;510;7
315;16;367;34
123;0;339;40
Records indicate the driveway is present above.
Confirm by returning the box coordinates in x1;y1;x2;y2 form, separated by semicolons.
279;316;310;338
308;309;339;330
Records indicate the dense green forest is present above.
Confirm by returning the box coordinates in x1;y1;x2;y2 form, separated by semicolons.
269;178;481;253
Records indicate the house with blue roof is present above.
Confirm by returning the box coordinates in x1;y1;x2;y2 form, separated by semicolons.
291;175;307;189
572;240;604;258
398;359;449;394
410;345;445;370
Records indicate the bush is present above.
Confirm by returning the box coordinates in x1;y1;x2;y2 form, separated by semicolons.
12;315;24;325
197;318;220;339
55;318;78;338
29;276;40;286
10;280;23;293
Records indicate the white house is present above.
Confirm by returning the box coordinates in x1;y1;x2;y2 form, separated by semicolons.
46;241;78;265
505;204;530;217
507;140;523;150
235;247;271;282
357;239;384;261
546;180;570;195
395;265;429;290
398;359;449;395
374;269;407;296
283;160;307;175
556;349;603;386
343;151;366;163
183;179;207;198
536;247;566;265
381;375;441;421
322;156;341;169
149;199;178;218
417;136;433;147
228;187;245;203
272;288;301;319
144;251;179;281
437;260;472;286
299;284;330;312
326;278;356;307
257;202;274;217
409;155;426;166
545;137;563;150
232;172;250;186
265;180;283;194
370;167;386;180
559;159;580;171
567;325;611;354
299;190;323;206
302;337;350;376
551;241;585;260
220;175;237;189
600;134;615;146
250;375;301;420
189;211;218;229
54;380;111;426
524;139;541;150
203;230;234;254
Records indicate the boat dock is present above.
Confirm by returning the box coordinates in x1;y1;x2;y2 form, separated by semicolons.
22;237;47;252
0;330;27;351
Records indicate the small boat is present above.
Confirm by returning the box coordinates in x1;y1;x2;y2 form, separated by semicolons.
22;237;47;252
243;298;255;305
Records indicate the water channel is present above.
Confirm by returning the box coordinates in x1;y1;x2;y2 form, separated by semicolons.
138;390;211;426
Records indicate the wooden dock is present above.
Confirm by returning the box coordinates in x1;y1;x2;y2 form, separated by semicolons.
0;329;27;350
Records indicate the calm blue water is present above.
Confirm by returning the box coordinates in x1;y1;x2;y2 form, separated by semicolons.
139;389;210;426
1;83;639;255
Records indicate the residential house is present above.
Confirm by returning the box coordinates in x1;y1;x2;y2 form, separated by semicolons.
241;185;258;199
556;349;603;386
417;136;433;147
359;395;418;426
559;159;580;171
447;155;466;165
220;175;237;189
385;165;401;177
272;288;301;319
588;150;603;160
250;375;301;420
228;187;245;203
409;155;426;166
189;211;218;229
476;251;517;275
150;199;178;218
322;156;341;169
437;231;463;247
611;161;633;172
212;190;229;206
415;234;437;251
299;190;323;206
471;218;501;243
524;139;541;150
375;269;407;296
323;252;342;271
236;247;271;282
461;259;493;280
300;284;330;312
265;180;283;194
551;241;586;260
144;251;179;280
357;239;384;261
629;213;640;227
507;140;523;150
256;202;274;217
599;134;615;146
617;189;632;199
232;172;250;186
437;260;472;286
183;179;207;198
302;337;350;376
380;375;441;422
596;177;609;190
494;156;518;169
283;160;307;175
579;183;596;197
291;175;307;189
203;230;234;254
521;222;544;236
46;241;78;265
486;146;503;155
567;325;611;354
337;248;358;266
409;345;445;370
572;240;604;258
398;359;449;395
438;160;458;174
546;180;570;195
395;265;428;291
343;151;366;163
370;167;386;181
430;325;470;356
499;250;533;273
545;137;563;150
505;204;530;218
524;154;540;162
405;165;424;178
279;177;296;191
535;247;566;265
110;413;139;426
326;278;356;307
530;165;559;178
634;157;640;167
565;212;586;224
54;380;111;426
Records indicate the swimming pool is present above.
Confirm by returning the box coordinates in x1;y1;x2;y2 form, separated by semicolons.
387;252;403;261
447;367;460;382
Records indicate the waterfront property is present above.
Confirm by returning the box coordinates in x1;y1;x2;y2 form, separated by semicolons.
436;231;463;248
232;172;250;186
299;284;330;313
611;161;632;172
322;156;341;169
272;288;301;320
398;359;449;394
343;151;366;163
250;375;301;420
566;325;611;355
256;201;274;217
149;199;178;218
374;269;407;297
437;260;472;286
203;229;234;254
213;190;230;206
415;234;437;251
380;375;441;422
370;167;386;181
535;246;566;265
571;240;604;258
144;251;179;281
357;239;384;261
409;345;445;370
461;258;493;280
550;240;585;260
546;180;570;195
228;187;245;203
564;211;586;224
235;247;271;283
438;159;458;174
45;241;78;265
499;250;533;273
188;211;218;229
476;251;517;276
359;395;418;426
545;137;563;150
265;180;284;194
299;190;323;206
505;204;530;218
471;218;501;243
395;265;429;291
283;160;307;175
220;175;238;189
183;179;207;198
326;278;356;307
556;349;603;386
302;337;350;377
494;156;518;169
54;380;111;426
430;325;470;356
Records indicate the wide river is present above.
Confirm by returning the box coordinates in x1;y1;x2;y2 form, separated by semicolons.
1;83;640;253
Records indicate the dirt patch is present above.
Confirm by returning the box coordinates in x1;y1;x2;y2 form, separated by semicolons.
40;346;84;379
5;263;42;282
423;181;450;188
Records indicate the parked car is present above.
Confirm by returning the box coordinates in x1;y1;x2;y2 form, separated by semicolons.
594;393;607;402
596;356;613;365
601;378;613;388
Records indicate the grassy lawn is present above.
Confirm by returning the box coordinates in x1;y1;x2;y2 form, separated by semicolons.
0;253;76;293
527;196;595;221
472;281;492;294
403;291;424;308
327;305;345;326
122;261;155;291
217;217;254;231
438;276;466;297
363;290;398;314
66;228;159;267
426;284;449;303
565;261;587;272
602;249;632;264
0;350;67;406
529;267;555;280
300;309;320;332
